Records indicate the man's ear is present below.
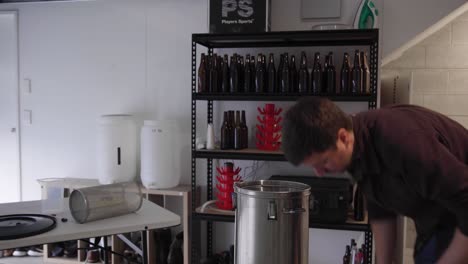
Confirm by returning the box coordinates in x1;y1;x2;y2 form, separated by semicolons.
337;128;349;145
337;128;348;143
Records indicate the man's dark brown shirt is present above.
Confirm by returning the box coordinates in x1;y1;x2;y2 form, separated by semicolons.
349;104;468;243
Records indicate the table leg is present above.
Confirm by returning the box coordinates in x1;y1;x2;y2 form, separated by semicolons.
184;191;191;264
103;236;108;264
142;231;148;264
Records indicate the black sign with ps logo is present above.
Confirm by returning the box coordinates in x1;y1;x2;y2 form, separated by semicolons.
210;0;270;33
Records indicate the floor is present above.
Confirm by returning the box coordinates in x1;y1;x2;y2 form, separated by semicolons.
0;256;43;264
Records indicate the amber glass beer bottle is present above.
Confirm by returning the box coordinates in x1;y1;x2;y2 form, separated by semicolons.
311;52;322;94
198;53;207;93
340;53;351;94
298;52;309;93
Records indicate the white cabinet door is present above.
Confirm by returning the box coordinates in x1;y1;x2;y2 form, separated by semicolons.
0;11;20;203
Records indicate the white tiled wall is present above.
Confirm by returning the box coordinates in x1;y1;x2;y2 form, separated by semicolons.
452;21;468;44
383;9;468;129
403;218;417;264
424;94;468;115
411;70;448;94
449;70;468;93
451;115;468;127
419;25;451;46
426;45;468;68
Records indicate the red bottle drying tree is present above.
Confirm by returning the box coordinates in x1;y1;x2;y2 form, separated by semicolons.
215;162;242;210
256;103;283;151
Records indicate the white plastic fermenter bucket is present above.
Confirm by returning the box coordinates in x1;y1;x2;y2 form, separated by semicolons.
97;115;138;184
140;120;180;189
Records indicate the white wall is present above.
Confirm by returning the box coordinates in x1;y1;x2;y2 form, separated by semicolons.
0;0;207;201
0;11;20;203
270;0;379;31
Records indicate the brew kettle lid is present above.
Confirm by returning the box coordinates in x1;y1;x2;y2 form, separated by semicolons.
0;214;56;240
234;180;311;199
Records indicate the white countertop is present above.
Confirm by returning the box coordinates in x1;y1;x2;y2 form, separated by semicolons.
0;198;180;250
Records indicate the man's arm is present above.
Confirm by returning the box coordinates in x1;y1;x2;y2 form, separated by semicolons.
371;216;397;264
436;228;468;264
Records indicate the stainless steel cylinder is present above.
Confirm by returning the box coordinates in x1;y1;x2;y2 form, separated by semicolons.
69;181;142;224
234;180;311;264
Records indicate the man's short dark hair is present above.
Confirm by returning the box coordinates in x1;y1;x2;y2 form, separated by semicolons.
282;97;353;166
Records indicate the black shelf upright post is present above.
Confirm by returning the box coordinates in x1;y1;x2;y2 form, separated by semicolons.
365;231;373;264
369;40;379;110
365;36;378;263
190;39;200;264
206;48;214;258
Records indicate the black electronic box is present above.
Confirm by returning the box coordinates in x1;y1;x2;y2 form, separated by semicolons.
269;175;352;224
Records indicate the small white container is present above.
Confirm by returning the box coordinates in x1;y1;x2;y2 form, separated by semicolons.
206;123;215;150
140;120;180;189
97;115;138;185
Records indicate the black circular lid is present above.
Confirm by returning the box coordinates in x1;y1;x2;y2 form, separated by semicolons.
0;214;56;240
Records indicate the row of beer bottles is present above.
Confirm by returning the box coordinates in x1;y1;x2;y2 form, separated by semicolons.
197;50;371;95
220;110;248;150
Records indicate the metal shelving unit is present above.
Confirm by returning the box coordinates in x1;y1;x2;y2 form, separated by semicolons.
192;29;378;48
194;149;285;161
191;29;379;264
193;92;373;102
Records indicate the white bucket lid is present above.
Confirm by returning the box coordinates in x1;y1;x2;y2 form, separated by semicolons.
99;114;134;125
143;120;178;128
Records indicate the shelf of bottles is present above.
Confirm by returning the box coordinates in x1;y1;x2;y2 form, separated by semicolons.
196;50;372;102
190;30;378;263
